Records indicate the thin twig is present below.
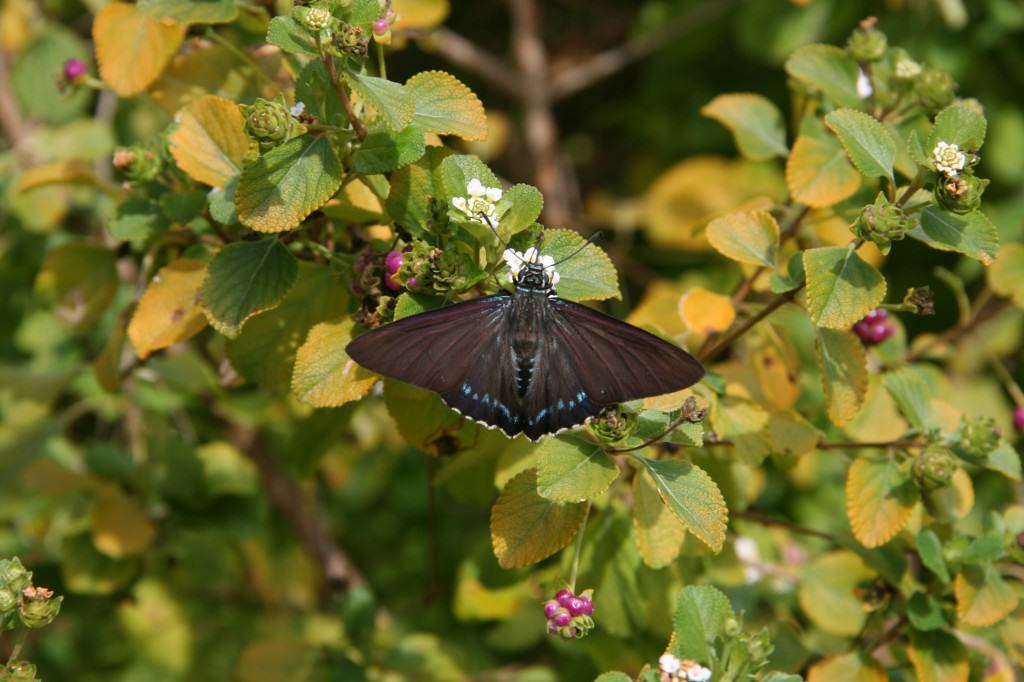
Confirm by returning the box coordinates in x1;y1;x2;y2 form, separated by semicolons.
906;299;1011;362
699;284;804;363
733;510;835;542
323;55;367;141
817;439;922;450
405;27;523;97
568;501;592;592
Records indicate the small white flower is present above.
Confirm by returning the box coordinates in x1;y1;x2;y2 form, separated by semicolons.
452;197;468;212
452;179;503;226
933;141;967;177
857;68;873;99
485;186;502;202
466;178;486;197
895;59;922;79
502;247;560;287
174;114;182;124
687;666;712;682
289;101;306;117
659;654;682;674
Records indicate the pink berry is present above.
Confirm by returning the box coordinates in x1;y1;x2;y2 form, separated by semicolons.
543;600;559;619
547;621;558;634
567;597;586;615
384;250;403;275
373;18;389;35
384;272;402;292
63;58;86;81
553;611;571;627
854;308;894;346
1013;406;1024;433
555;589;574;607
577;597;593;615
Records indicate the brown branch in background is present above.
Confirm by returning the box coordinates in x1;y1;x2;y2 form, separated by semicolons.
548;0;738;101
407;28;523;97
228;425;367;592
733;510;835;542
905;298;1011;362
323;56;367;141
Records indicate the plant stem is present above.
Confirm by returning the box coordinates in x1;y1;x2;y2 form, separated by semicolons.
376;42;387;79
568;501;592;592
699;284;804;363
734;510;835;541
5;628;28;669
322;56;367;141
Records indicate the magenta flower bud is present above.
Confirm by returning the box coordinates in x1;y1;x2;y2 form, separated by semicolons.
553;610;571;627
384;272;402;292
547;621;558;634
555;589;573;606
567;597;586;615
406;276;418;290
577;596;593;615
373;17;390;35
384;250;403;276
63;58;87;82
387;8;396;20
854;308;894;346
1014;406;1024;433
543;600;560;619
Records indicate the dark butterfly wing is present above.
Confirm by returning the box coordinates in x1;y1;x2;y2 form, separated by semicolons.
546;298;705;405
345;294;511;393
439;336;523;438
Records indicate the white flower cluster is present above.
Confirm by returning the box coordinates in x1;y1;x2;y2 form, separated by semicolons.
894;58;922;79
289;101;306;117
856;68;873;99
452;178;502;226
659;654;712;682
932;141;967;178
502;247;560;287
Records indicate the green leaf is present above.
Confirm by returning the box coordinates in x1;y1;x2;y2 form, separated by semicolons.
594;674;632;682
226;264;348;389
882;366;934;430
35;241;119;329
353;125;426;174
541;229;619;302
910;207;999;265
383;380;461;451
394;292;444;320
705;210;779;267
816;329;868;426
208;177;238;225
109;198;168;244
138;0;237;24
344;72;416;131
670;585;734;663
490;468;587;569
785;45;862;109
798;550;873;637
292;319;378;407
266;16;319;57
963;531;1006;565
296;61;345;128
633;470;686;569
804;246;886;329
534;437;617;502
985;441;1022;480
824;109;897;180
159;190;207;224
988;244;1024;308
386;146;450;236
907;592;947;631
846;455;918;548
916;529;951;582
496;184;544;236
786;133;861;208
405;70;488;140
701;93;789;161
769;252;806;293
927;103;987;152
440;154;500;201
236;135;344;233
907;629;969;682
637;456;727;552
199;238;299;338
668;421;704;448
760;674;803;682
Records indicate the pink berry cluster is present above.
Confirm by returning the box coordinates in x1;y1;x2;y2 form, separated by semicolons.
542;588;594;640
1014;406;1024;433
853;308;895;345
383;248;415;291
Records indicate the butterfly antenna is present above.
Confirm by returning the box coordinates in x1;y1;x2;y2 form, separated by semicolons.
553;231;603;266
480;213;514;256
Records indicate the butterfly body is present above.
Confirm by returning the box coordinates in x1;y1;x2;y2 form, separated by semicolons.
346;252;705;440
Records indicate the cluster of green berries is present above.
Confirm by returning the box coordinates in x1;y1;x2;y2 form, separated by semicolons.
543;588;594;640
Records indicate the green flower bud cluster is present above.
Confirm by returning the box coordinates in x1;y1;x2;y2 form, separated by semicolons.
846;17;887;62
912;447;956;490
852;193;909;254
957;416;1000;459
243;98;295;150
3;660;39;681
934;173;988;214
18;586;62;629
914;68;956;112
589;406;634;443
112;145;162;183
296;5;337;32
334;23;368;57
712;614;774;681
0;558;30;614
0;557;63;633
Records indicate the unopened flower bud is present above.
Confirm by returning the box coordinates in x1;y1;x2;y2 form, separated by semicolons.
1014;406;1024;433
62;58;87;82
847;17;887;61
589;406;634;442
913;447;955;490
244;98;295;148
852;192;909;254
934;173;988;214
0;558;31;594
18;585;62;629
335;23;368;57
915;68;956;112
903;287;935;315
3;660;38;681
959;416;1000;459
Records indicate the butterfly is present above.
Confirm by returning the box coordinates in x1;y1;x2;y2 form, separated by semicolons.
346;240;705;441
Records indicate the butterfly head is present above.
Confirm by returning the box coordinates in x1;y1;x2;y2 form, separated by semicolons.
503;247;560;294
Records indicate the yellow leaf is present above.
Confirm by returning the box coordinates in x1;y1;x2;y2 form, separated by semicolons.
706;210;780;266
846;455;918;548
93;3;184;96
490;468;586;569
19;159;99;192
627;279;688;337
844;375;909;442
786;134;860;208
927;468;974;522
955;565;1020;627
908;629;969;682
642;387;694;412
632;469;686;569
679;287;735;335
168;95;248;188
92;487;156;558
453;560;528;621
127;259;208;359
816;328;868;426
767;410;821;457
236;637;313;682
292;319;379;407
808;653;887;682
393;0;450;30
118;579;192;673
35;241;119;328
798;550;874;637
744;324;800;409
988;244;1024;308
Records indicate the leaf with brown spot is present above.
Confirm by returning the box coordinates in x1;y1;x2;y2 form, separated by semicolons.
816;328;868;426
127;259;208;359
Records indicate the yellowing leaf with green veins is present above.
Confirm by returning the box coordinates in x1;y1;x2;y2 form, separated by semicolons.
200;238;298;337
955;564;1019;627
93;3;184;96
542;229;619;302
19;159;101;192
35;241;118;329
490;468;587;568
679;287;735;335
406;71;487;141
911;207;999;265
92;487;156;558
767;410;821;457
128;260;208;359
824;109;897;180
236;135;343;233
138;0;237;25
807;653;887;682
804;246;886;329
292;319;378;408
345;72;416;131
118;579;192;674
798;550;874;637
701;93;789;161
168;95;248;188
632;469;685;569
705;210;779;267
785;45;862;109
535;437;617;503
908;629;969;682
786;134;860;207
637;456;727;552
988;244;1024;307
392;0;450;30
846;455;918;548
816;328;867;426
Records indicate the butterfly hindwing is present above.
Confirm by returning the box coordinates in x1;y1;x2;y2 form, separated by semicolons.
519;325;603;440
439;331;522;437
